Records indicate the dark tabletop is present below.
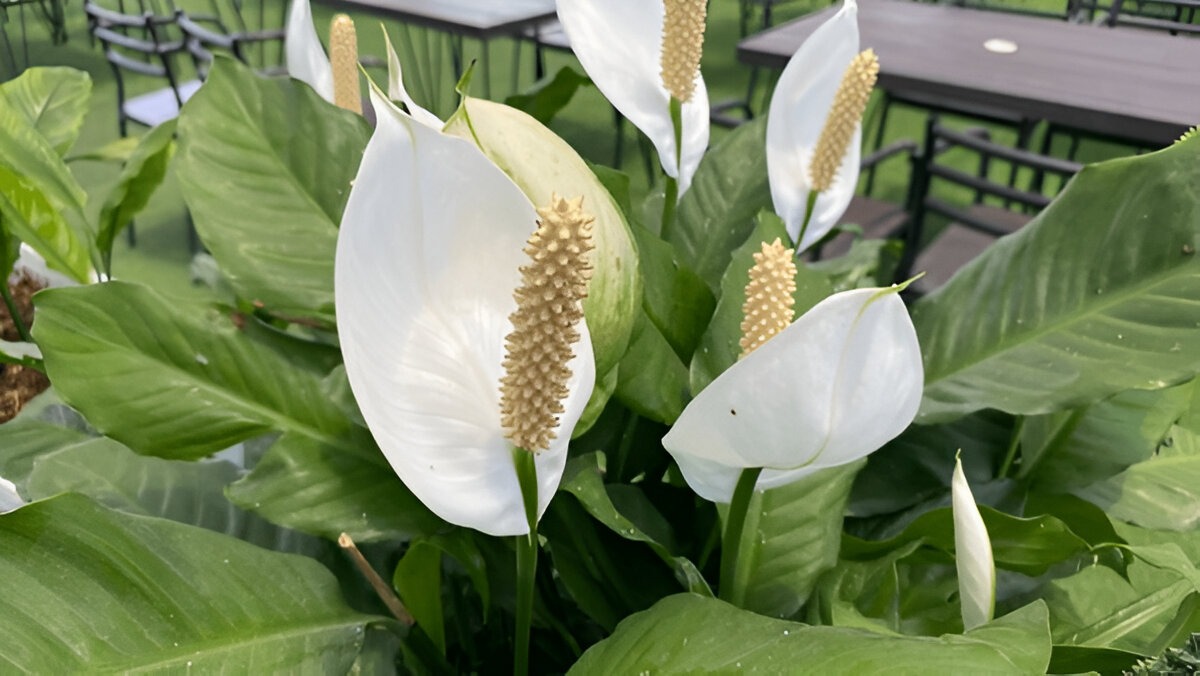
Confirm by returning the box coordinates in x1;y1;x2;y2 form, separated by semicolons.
314;0;556;40
739;0;1200;145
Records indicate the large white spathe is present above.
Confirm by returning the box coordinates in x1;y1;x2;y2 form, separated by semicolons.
285;0;334;102
766;0;862;252
952;455;996;631
335;88;595;537
662;287;922;503
556;0;709;194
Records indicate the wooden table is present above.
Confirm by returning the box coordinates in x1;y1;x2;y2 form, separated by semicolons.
738;0;1200;146
314;0;556;97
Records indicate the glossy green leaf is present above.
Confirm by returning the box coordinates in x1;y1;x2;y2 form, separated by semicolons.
612;309;689;424
228;432;445;542
727;461;863;618
570;594;1053;674
32;281;347;460
667;116;772;292
0;494;391;671
177;58;370;325
503;65;590;126
0;93;94;282
559;453;711;597
913;137;1200;422
1077;425;1200;531
0;66;91;156
690;211;833;395
0;417;92;484
394;539;446;655
96;120;177;267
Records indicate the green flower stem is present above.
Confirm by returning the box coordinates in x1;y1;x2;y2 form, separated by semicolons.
660;96;685;239
997;415;1026;479
512;447;540;676
718;466;763;605
1;281;32;343
793;189;818;253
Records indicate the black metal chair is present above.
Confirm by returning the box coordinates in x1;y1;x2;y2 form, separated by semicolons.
1105;0;1200;33
1;0;67;77
895;116;1081;293
177;1;287;80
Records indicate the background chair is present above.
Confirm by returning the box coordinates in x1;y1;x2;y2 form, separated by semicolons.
177;1;286;80
895;116;1081;293
1105;0;1200;33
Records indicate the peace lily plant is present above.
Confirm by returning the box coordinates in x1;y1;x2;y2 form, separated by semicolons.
4;0;1200;673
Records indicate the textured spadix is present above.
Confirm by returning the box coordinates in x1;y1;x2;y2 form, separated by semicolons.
952;456;996;631
661;0;707;104
557;0;710;193
810;49;878;192
329;14;361;114
285;0;334;102
335;89;595;536
740;238;796;357
766;0;862;252
662;286;922;503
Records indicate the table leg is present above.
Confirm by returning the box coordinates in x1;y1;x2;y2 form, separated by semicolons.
481;38;491;99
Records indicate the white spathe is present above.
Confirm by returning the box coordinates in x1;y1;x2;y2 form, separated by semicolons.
0;475;24;514
335;88;595;537
952;455;996;631
662;286;923;503
556;0;709;194
766;0;862;252
286;0;335;102
382;29;442;129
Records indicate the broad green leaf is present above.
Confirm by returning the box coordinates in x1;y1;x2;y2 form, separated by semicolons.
1077;425;1200;531
65;135;140;163
503;65;590;126
0;418;91;483
96;120;177;267
844;506;1089;577
570;594;1053;674
445;97;640;384
629;220;714;362
667;116;772;292
394;539;447;655
728;461;863;619
0;96;93;282
612;309;689;424
228;431;445;542
809;236;902;291
0;494;391;672
913;137;1200;422
33;281;347;460
559;453;711;597
177;58;370;325
690;211;833;395
1022;383;1192;492
0;67;91;156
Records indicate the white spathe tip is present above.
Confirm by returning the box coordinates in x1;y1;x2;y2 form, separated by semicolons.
0;475;25;514
286;0;335;102
952;454;996;631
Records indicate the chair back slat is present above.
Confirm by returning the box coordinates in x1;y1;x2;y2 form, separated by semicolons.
1106;0;1200;32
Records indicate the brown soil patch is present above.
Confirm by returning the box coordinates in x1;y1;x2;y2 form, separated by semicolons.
1;270;51;423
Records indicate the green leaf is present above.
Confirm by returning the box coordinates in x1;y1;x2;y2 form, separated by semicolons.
628;219;714;362
176;58;370;325
809;236;902;291
913;137;1200;423
32;281;347;460
1076;425;1200;531
0;418;92;484
844;506;1090;577
728;461;863;618
0;93;94;282
228;431;445;542
559;453;711;597
690;211;833;395
394;539;446;655
612;309;689;424
503;65;590;126
667;116;772;292
569;594;1053;674
0;494;390;671
96;120;177;267
0;66;91;156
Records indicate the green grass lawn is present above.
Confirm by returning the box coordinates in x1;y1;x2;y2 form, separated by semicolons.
2;0;1138;302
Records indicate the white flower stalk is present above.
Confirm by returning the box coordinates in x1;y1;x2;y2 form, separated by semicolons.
335;89;596;537
0;475;24;514
286;0;334;102
766;0;871;252
662;284;923;503
952;455;996;631
557;0;710;194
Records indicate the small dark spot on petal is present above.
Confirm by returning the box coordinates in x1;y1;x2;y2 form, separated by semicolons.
730;409;737;416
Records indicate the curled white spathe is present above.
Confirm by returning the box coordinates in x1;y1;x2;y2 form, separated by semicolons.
0;475;24;514
334;88;595;536
556;0;709;194
952;455;996;631
662;286;922;503
285;0;335;102
766;0;862;252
